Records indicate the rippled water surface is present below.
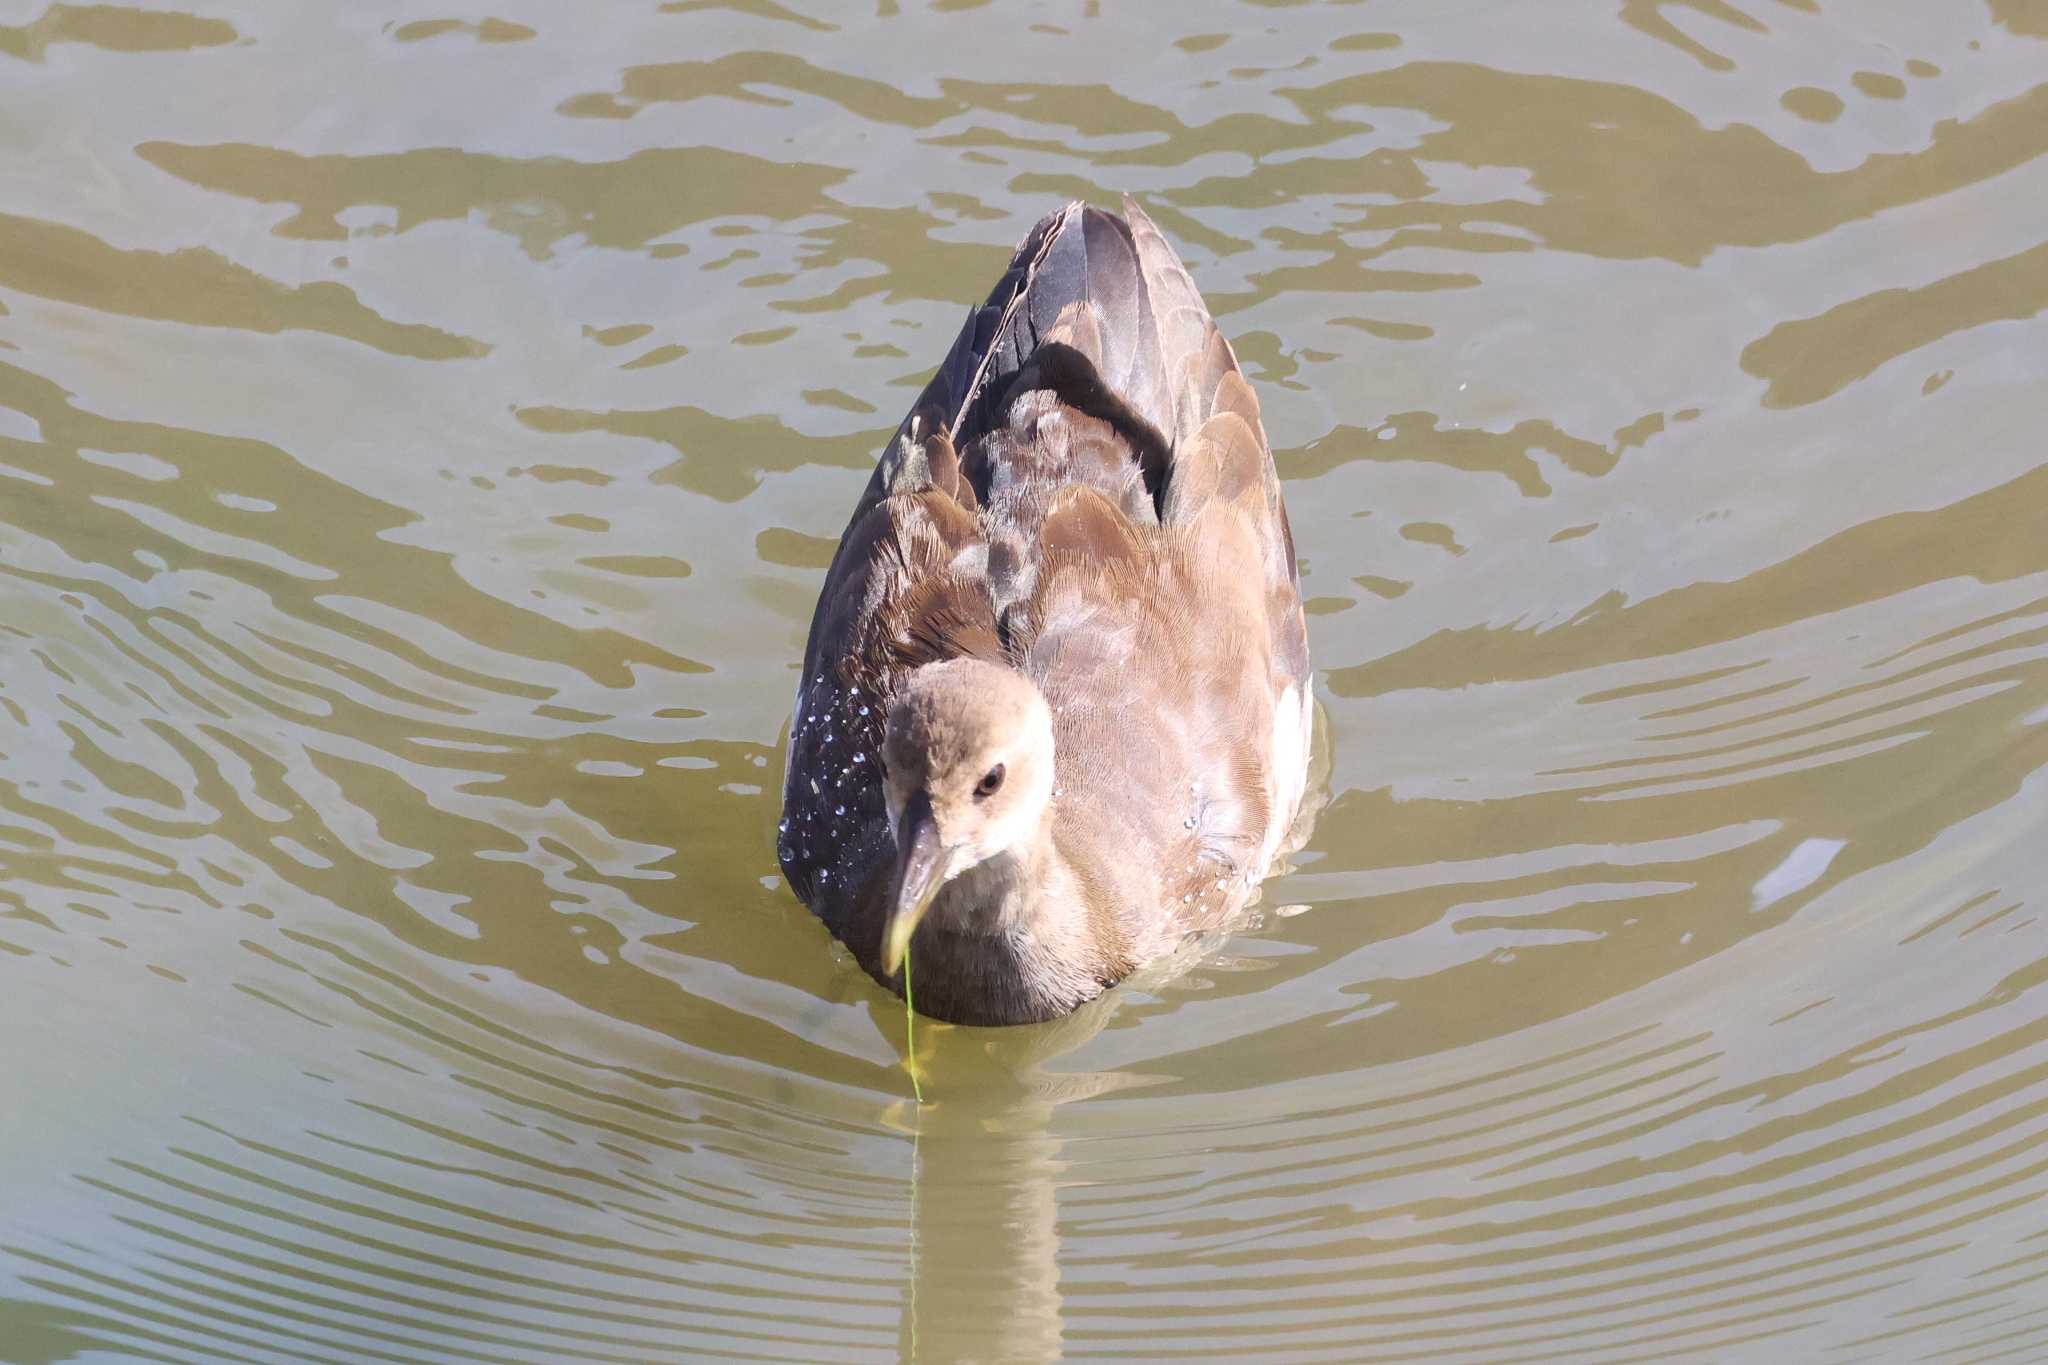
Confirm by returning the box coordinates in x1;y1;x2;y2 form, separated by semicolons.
4;1;2048;1360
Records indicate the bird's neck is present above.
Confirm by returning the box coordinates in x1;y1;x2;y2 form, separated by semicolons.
945;825;1055;935
913;821;1118;1024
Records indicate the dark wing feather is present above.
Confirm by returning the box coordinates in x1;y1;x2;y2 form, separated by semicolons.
781;481;994;920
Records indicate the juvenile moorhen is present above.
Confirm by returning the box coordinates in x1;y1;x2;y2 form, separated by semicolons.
779;197;1310;1026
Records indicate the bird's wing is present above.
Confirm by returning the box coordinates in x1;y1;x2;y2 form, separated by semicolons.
1121;196;1306;680
781;435;997;919
1002;199;1311;932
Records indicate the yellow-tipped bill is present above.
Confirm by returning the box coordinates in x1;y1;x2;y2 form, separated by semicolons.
882;792;952;977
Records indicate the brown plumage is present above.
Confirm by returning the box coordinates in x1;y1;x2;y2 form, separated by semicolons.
779;197;1311;1026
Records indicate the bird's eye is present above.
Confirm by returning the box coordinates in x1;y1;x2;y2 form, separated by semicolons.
974;764;1005;799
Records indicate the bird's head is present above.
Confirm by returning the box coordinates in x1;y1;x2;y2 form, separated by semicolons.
879;658;1056;975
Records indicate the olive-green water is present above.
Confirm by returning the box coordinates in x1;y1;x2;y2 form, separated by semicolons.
3;2;2047;1361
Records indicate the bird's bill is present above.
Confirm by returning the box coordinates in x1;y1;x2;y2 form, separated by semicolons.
882;793;951;977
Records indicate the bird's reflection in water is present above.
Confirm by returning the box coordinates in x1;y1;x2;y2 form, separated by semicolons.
883;983;1144;1363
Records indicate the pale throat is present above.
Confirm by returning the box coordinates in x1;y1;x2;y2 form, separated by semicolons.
922;797;1062;938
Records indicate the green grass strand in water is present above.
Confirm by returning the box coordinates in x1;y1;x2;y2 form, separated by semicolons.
904;945;924;1103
